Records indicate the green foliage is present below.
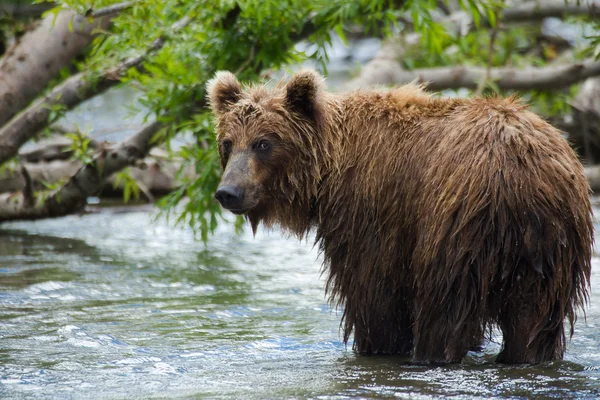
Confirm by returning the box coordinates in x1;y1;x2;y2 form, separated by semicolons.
112;168;141;203
53;0;412;240
48;0;598;240
65;129;95;165
37;179;66;204
526;85;581;118
45;101;68;126
396;0;591;117
582;20;600;60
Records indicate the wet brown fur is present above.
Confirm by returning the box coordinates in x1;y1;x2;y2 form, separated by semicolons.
207;70;594;364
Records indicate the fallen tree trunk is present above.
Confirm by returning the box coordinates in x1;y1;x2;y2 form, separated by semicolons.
501;0;600;23
351;58;600;91
0;7;245;222
0;153;194;198
0;160;81;194
103;158;195;199
17;133;99;163
0;15;191;168
0;121;163;222
0;4;131;127
0;71;116;166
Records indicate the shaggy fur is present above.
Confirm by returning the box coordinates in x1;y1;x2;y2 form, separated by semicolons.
207;70;593;364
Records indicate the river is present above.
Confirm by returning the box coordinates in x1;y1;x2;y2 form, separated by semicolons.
0;206;599;399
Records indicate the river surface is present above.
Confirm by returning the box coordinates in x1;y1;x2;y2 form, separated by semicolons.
0;207;599;399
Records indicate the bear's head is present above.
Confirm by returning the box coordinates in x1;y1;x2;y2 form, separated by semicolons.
207;69;328;234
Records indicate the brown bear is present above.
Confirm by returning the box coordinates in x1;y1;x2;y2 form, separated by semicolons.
207;69;593;365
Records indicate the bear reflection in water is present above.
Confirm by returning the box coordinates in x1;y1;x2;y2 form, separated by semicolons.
208;69;593;365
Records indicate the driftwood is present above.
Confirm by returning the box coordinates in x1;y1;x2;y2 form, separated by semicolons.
0;159;80;194
501;0;599;22
18;134;99;163
348;59;600;91
0;121;163;221
0;154;193;200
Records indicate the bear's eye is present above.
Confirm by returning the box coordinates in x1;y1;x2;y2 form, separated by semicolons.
222;140;232;154
254;139;271;152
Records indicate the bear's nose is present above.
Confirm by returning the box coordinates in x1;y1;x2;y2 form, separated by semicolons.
215;185;244;210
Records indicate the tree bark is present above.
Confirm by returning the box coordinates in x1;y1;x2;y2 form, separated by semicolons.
0;71;116;166
501;0;600;23
0;159;81;194
0;154;194;198
0;10;113;127
0;15;191;168
0;121;164;222
17;133;99;163
349;59;600;91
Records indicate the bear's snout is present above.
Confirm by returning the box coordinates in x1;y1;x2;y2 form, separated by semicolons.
215;185;245;212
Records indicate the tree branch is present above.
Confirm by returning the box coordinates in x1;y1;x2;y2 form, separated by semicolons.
0;148;194;197
0;2;130;128
0;15;192;168
363;58;600;91
0;120;164;222
88;1;134;18
501;0;600;23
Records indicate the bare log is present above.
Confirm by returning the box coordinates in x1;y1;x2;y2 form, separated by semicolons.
104;157;195;198
0;15;191;168
18;134;99;163
0;71;115;165
88;2;134;18
0;8;119;127
0;159;82;194
0;121;164;222
501;0;600;23
0;153;194;197
351;59;600;91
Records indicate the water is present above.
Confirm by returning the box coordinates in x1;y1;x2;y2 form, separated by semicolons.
0;208;599;399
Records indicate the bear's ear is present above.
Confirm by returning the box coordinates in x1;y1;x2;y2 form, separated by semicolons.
285;69;325;119
206;71;242;115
